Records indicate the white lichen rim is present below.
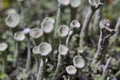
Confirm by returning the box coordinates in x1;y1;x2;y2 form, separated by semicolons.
0;42;8;51
59;45;69;55
41;17;55;33
14;31;25;41
5;12;20;28
32;46;40;54
70;20;80;28
6;8;17;15
99;19;110;29
42;17;55;24
66;65;77;75
58;25;69;37
70;0;81;8
73;55;85;68
58;0;70;6
39;42;52;56
88;0;97;7
29;28;43;39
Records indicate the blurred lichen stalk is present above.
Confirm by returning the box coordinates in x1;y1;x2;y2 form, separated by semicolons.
0;0;120;80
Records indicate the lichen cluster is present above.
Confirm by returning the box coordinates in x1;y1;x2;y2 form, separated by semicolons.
0;0;120;80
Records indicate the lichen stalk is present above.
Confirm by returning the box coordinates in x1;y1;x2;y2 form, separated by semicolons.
79;1;103;49
13;41;18;67
52;54;63;80
25;38;31;72
54;3;61;38
101;57;112;80
37;57;46;80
